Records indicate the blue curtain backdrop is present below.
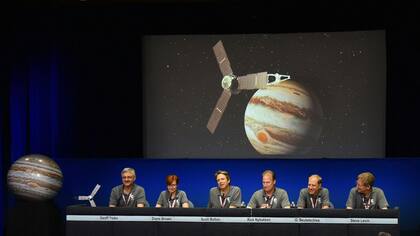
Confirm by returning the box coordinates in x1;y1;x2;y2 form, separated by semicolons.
9;33;59;162
1;35;10;236
1;33;59;236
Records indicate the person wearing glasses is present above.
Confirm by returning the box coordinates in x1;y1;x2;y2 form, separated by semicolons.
156;175;190;208
109;167;148;207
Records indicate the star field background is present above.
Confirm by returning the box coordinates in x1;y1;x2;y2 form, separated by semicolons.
142;31;386;158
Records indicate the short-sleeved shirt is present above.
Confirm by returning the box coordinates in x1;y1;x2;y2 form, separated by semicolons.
297;187;330;208
247;187;290;208
109;184;147;207
346;187;389;209
208;186;242;208
156;190;189;208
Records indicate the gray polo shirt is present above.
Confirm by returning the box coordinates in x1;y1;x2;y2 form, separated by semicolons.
247;187;290;208
297;187;330;208
346;187;389;209
109;184;147;207
208;186;242;208
156;190;189;208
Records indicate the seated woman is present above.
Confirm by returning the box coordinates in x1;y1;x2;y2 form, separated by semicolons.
156;175;190;208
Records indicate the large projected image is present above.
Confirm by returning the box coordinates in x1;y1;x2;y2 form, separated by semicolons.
207;40;321;156
142;31;386;158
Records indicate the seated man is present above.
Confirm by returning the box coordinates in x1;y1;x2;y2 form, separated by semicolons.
208;170;242;208
247;170;290;208
109;167;148;207
297;174;330;209
346;172;389;209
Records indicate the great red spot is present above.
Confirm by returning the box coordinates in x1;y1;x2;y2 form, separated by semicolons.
257;131;268;143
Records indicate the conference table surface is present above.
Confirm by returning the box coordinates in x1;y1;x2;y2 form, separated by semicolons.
66;206;399;236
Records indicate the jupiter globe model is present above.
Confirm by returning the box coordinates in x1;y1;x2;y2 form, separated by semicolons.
244;80;323;155
7;154;63;201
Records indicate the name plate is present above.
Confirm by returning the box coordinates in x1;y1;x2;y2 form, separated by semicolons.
67;215;398;224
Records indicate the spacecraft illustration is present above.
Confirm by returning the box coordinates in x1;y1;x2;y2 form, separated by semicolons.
77;184;101;207
207;40;291;134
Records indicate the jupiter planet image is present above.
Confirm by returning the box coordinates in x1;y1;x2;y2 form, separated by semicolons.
7;154;63;201
244;80;323;155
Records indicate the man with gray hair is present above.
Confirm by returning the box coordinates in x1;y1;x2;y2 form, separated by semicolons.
109;167;148;207
297;174;331;209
